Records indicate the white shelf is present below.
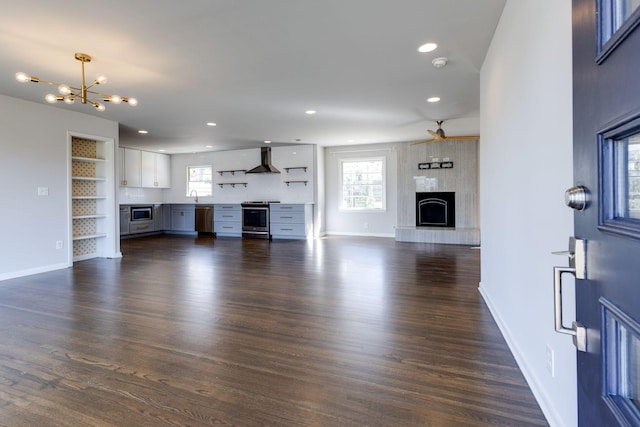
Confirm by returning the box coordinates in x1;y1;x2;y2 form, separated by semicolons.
73;214;107;219
73;233;107;241
72;176;106;181
72;196;106;200
72;156;105;163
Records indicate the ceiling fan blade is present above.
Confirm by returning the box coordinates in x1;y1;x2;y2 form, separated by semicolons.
427;129;438;137
442;135;480;140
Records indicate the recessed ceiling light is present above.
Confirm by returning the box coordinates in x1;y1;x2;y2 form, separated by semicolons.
427;97;441;103
417;42;437;53
264;140;272;144
205;145;213;148
347;139;355;143
158;149;166;152
206;122;217;127
305;110;317;115
138;130;148;134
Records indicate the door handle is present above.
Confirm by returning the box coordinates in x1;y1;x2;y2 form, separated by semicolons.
553;266;587;352
552;237;588;352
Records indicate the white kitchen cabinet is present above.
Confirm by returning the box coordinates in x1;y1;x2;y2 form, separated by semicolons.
141;151;171;188
213;204;242;237
121;147;141;187
171;205;196;232
141;150;155;188
120;148;170;188
270;204;313;239
155;153;171;188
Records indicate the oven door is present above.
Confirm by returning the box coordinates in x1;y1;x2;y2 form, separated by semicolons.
242;206;269;237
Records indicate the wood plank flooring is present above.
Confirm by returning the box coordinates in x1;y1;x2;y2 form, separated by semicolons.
0;235;548;426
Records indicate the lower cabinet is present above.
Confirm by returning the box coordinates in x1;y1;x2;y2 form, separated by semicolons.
171;205;196;232
120;206;130;236
129;220;154;234
270;204;313;239
213;204;242;237
153;204;163;231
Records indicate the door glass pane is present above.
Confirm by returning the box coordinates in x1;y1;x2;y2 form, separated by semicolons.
598;0;640;59
615;135;640;219
614;0;640;33
620;325;640;410
603;300;640;423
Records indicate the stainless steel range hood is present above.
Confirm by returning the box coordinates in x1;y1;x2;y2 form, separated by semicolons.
245;147;280;174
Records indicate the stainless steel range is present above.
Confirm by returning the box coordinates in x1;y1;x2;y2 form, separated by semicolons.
241;201;279;239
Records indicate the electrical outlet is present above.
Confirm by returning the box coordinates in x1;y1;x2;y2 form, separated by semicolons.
546;344;555;377
55;240;63;250
37;186;49;196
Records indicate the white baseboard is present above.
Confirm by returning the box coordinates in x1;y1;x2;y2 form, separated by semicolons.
0;262;70;282
324;231;395;238
478;283;565;427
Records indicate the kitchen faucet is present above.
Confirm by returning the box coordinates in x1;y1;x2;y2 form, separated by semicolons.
189;190;198;203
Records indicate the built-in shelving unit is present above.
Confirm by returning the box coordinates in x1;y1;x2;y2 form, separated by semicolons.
71;138;108;261
217;169;247;175
217;182;248;188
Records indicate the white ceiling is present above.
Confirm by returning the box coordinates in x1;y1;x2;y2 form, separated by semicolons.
0;1;505;153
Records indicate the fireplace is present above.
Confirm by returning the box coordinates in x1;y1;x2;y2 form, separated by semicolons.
416;192;455;228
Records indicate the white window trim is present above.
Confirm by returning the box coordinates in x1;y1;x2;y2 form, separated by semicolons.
186;165;213;197
339;157;387;212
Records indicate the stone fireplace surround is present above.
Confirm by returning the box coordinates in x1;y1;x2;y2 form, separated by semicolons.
395;139;480;245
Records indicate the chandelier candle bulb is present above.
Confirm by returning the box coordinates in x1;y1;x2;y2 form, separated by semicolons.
58;84;71;95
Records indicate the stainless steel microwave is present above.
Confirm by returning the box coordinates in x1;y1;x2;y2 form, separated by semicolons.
130;206;152;221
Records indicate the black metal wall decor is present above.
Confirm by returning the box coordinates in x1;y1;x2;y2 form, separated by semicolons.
418;161;453;170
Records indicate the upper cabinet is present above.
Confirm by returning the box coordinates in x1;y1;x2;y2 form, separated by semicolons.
155;153;171;188
121;148;141;187
120;147;171;188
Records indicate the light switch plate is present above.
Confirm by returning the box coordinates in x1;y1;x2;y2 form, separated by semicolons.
37;187;49;196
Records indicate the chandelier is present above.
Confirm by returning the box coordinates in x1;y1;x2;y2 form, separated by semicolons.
15;52;137;112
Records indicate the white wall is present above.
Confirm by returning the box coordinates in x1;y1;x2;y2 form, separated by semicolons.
0;94;119;280
164;145;316;204
479;1;575;426
324;143;397;237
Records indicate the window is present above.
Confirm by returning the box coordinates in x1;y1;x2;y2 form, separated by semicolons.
602;299;640;425
600;117;640;238
340;158;385;210
597;0;640;61
186;165;212;197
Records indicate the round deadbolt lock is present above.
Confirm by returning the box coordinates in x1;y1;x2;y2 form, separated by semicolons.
565;185;591;211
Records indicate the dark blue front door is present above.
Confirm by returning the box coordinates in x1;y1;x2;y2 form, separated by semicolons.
573;0;640;425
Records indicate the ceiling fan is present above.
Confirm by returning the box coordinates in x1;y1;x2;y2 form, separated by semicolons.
412;120;479;144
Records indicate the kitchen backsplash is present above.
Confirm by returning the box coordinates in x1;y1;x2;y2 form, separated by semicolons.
119;187;164;205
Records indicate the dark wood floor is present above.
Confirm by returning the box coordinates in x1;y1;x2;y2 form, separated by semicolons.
0;235;547;426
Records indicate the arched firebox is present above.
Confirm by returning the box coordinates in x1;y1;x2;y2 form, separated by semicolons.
416;192;455;228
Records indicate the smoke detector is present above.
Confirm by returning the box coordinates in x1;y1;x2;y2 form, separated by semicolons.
432;57;448;68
